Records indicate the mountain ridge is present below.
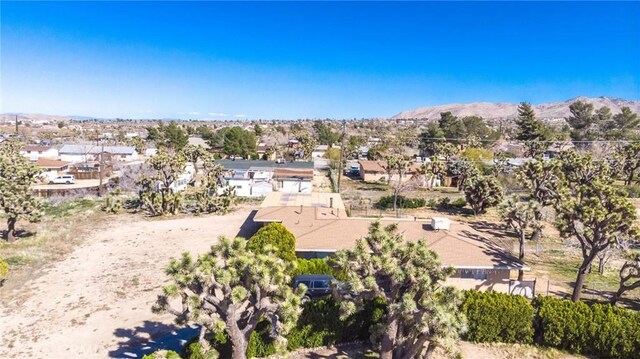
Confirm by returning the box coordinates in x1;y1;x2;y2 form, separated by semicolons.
392;96;640;120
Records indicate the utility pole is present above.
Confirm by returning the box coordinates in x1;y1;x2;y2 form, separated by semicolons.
15;115;19;134
336;119;346;193
96;130;105;197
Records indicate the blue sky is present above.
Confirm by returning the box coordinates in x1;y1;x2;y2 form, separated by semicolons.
1;1;639;120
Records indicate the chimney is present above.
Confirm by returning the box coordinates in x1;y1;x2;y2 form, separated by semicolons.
330;197;334;208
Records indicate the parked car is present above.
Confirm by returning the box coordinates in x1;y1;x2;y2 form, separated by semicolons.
49;175;75;184
293;274;334;302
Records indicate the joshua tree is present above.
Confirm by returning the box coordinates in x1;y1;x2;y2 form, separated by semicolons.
181;143;208;177
136;149;186;215
554;152;638;301
612;253;640;305
191;152;234;214
0;141;44;242
330;222;466;359
418;157;446;190
499;195;540;280
463;175;504;215
385;155;416;213
153;237;304;359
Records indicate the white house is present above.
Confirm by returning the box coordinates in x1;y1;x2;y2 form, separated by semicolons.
59;145;138;163
20;145;59;161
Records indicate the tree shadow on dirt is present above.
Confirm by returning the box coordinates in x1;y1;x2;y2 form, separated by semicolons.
467;220;510;239
108;321;199;358
2;229;36;241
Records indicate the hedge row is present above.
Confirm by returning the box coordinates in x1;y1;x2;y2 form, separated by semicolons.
376;195;426;209
534;296;640;359
461;290;534;344
462;291;640;359
154;290;640;359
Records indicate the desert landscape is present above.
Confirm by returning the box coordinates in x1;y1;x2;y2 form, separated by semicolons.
0;210;252;358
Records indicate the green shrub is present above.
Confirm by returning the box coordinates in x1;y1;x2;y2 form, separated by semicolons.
450;197;467;208
461;290;534;344
376;195;426;209
293;258;346;280
247;223;296;263
247;297;386;357
141;350;181;359
0;257;9;284
438;197;451;208
533;296;640;359
427;198;438;208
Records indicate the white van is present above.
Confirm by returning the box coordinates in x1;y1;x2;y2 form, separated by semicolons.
49;175;75;184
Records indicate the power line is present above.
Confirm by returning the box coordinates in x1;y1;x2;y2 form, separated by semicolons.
418;137;640;144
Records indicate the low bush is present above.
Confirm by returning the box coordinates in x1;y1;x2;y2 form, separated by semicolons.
450;197;467;208
461;290;534;344
427;198;438;208
376;195;426;209
246;223;297;264
294;258;346;280
533;296;640;359
248;297;386;358
0;257;8;286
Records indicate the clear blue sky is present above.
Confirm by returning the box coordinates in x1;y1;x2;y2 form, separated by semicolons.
1;1;639;120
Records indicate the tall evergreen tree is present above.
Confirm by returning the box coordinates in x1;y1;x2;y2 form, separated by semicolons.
514;102;550;157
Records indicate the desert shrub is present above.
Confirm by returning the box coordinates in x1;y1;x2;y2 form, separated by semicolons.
102;194;123;214
0;257;8;285
533;296;640;359
450;197;467;208
247;297;386;357
461;290;534;344
246;223;296;263
141;350;181;359
376;195;426;209
437;197;451;208
294;258;347;280
427;198;438;208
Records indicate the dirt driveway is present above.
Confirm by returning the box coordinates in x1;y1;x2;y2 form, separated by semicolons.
0;210;252;359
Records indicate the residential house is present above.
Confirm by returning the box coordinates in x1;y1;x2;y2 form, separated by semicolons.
357;160;420;183
36;158;70;181
257;143;276;161
273;168;313;193
252;193;528;295
59;145;138;163
21;145;59;161
217;160;314;197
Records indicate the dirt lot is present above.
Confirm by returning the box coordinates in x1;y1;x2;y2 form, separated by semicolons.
0;210;253;359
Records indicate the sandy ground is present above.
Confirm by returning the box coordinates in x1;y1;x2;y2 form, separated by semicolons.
284;342;585;359
0;210;253;359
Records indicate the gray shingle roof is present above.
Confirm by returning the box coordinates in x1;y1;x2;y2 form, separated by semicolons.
59;145;136;155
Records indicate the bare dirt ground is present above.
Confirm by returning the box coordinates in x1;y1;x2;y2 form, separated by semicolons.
282;342;586;359
0;210;252;359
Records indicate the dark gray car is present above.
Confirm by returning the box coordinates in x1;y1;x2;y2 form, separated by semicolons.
293;274;334;302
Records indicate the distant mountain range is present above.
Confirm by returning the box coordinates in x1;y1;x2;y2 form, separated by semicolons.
392;97;640;120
